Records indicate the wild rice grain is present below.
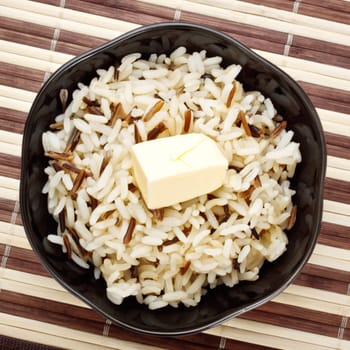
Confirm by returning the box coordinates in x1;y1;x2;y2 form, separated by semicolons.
62;162;82;175
88;194;98;211
108;103;127;126
134;123;142;143
64;127;81;153
58;209;66;233
45;151;74;161
181;261;191;275
147;122;167;140
99;154;111;177
49;120;64;130
87;105;103;116
226;82;236;108
239;111;252;137
253;175;262;188
250;125;261;138
251;228;260;240
143;100;164;122
63;234;72;259
59;88;68;112
183;109;192;133
52;161;63;172
123;218;136;244
271;120;287;139
82;96;98;106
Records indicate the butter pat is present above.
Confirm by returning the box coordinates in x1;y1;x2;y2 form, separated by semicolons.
131;133;228;209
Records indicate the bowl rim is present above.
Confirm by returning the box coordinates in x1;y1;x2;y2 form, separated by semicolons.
20;21;327;336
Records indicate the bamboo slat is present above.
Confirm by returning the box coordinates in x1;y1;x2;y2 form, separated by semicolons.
283;284;350;311
0;39;74;65
0;233;31;249
139;0;350;44
1;22;350;88
0;132;22;149
0;313;166;350
0;84;37;103
0;4;131;41
189;0;350;35
254;50;350;81
314;243;350;262
328;156;350;172
1;266;349;335
0;95;33;113
308;253;350;273
323;200;350;217
3;0;139;33
0;278;87;308
0;51;61;74
321;122;350;138
2;268;68;292
0;221;26;238
0;176;19;191
298;0;350;26
326;167;350;183
0;142;21;157
1;248;350;306
0;188;18;202
213;318;350;349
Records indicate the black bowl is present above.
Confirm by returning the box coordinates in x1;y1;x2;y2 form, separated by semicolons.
20;22;326;336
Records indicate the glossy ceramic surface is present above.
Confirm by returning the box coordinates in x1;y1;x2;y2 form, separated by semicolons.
20;22;326;336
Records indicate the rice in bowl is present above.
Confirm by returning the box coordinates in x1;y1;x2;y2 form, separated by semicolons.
42;47;301;310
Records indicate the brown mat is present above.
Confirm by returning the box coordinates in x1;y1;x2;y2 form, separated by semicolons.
1;0;350;349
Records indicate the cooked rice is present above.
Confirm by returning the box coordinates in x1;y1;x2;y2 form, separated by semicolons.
43;47;301;309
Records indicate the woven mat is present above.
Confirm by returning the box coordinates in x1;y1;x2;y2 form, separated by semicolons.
1;0;349;349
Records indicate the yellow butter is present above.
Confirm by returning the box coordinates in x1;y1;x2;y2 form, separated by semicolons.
131;133;228;209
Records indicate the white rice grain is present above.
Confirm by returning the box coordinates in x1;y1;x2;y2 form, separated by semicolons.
237;245;251;263
47;234;63;245
73;118;91;134
71;252;90;269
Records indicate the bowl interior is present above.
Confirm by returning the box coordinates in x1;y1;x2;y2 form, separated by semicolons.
20;22;326;335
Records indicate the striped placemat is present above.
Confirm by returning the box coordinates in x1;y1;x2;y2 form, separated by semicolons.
1;0;349;349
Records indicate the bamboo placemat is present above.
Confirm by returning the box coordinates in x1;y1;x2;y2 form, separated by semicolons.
0;0;349;349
